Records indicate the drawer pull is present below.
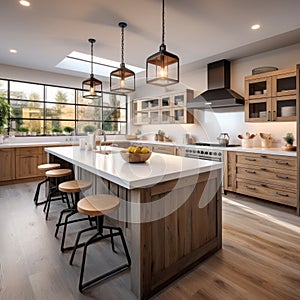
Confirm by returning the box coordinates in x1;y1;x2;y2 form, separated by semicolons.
276;192;288;197
245;185;256;190
276;174;289;179
276;160;289;165
260;155;267;159
261;183;268;187
245;157;256;161
245;169;256;174
260;167;267;171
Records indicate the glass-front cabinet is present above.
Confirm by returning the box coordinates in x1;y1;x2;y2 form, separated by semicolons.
132;89;194;125
244;67;296;122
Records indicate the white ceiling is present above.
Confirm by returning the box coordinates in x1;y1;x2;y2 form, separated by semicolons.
1;0;300;83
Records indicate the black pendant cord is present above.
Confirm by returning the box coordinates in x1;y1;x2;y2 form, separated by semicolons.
121;25;124;65
90;40;94;75
162;0;165;45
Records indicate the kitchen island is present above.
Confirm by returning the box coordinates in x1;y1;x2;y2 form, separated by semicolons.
45;146;223;299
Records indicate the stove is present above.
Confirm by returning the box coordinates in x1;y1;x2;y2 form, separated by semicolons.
184;142;240;162
191;142;241;147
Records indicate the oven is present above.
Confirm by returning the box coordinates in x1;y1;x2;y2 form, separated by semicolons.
184;147;224;162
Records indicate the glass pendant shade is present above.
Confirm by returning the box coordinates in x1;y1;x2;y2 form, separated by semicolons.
110;22;135;93
146;44;179;86
82;38;102;99
146;0;179;86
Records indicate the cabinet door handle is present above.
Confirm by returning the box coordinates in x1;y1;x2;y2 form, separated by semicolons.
245;157;256;161
260;167;267;171
245;169;256;174
276;192;288;197
245;185;256;190
272;110;276;120
276;174;289;179
276;160;289;165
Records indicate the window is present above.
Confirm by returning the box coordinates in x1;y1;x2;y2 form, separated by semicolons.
1;78;127;136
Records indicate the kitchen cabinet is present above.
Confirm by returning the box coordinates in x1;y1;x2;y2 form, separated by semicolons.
15;147;43;179
224;151;297;207
151;144;176;155
244;67;296;122
0;148;15;181
133;89;194;125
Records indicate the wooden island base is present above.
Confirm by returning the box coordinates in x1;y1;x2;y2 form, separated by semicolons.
48;150;222;299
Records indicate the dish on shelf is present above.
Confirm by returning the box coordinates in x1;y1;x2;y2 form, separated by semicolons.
254;90;262;95
281;106;296;117
252;66;278;75
120;149;152;163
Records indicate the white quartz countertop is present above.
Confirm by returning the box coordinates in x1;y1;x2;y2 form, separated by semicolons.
224;147;297;157
45;146;223;189
0;141;77;148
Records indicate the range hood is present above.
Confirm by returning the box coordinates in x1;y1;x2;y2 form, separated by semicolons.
187;59;244;109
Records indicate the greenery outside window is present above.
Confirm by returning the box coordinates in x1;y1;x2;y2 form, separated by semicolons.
0;78;127;136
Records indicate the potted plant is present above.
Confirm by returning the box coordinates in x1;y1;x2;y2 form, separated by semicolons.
155;130;165;142
283;132;295;150
18;126;29;136
63;126;74;134
0;97;11;143
83;125;96;133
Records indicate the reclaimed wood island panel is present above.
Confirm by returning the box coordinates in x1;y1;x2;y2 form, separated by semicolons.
46;146;222;299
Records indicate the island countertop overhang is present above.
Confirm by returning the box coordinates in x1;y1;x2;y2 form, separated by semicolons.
45;146;223;189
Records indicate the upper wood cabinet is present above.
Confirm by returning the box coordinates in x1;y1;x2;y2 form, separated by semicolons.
244;67;296;122
132;89;194;125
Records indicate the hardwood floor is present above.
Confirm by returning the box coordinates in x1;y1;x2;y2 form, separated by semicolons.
0;182;299;300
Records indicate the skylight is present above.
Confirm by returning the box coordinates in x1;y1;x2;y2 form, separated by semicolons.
56;51;144;77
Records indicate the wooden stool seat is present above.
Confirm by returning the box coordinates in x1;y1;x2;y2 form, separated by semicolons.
33;163;61;206
45;168;72;178
70;194;131;292
43;168;73;220
77;194;120;217
59;180;92;193
38;163;60;172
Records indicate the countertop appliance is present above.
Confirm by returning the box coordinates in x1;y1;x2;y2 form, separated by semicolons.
187;59;244;109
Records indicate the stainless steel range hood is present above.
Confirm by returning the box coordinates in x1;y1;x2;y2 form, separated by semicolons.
187;59;244;109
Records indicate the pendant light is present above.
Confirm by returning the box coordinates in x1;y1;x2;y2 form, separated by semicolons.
110;22;135;93
82;38;102;99
146;0;179;86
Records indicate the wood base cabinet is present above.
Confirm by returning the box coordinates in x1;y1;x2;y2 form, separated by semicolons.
224;151;297;208
0;148;16;182
15;147;43;179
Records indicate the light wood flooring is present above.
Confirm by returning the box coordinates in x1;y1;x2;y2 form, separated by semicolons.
0;182;299;300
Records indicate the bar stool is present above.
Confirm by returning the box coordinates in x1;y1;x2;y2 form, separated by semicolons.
54;180;93;252
33;163;61;206
69;194;131;292
43;168;73;220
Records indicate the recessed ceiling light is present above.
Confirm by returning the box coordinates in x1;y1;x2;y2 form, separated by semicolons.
10;49;17;54
251;24;261;30
19;0;31;7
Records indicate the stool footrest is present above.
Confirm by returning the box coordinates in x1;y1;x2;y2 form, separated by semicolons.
80;263;130;292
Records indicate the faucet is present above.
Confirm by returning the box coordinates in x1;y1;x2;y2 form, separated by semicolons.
96;129;106;142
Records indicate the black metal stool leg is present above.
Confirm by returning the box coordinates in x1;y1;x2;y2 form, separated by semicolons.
69;226;97;265
76;216;131;292
33;177;49;206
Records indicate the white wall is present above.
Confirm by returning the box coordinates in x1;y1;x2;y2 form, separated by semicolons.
131;43;300;147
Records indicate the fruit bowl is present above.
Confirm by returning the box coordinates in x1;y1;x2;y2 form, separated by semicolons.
120;149;152;163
